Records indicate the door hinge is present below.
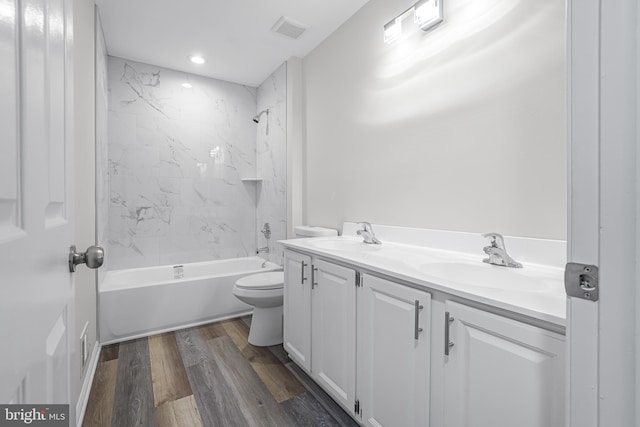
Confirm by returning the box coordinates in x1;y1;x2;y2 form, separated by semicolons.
355;271;363;287
354;399;360;415
564;262;599;301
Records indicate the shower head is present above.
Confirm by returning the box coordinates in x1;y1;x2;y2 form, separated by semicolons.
252;109;269;124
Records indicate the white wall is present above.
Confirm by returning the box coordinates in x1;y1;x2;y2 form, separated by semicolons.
286;57;304;238
72;0;97;406
303;0;566;239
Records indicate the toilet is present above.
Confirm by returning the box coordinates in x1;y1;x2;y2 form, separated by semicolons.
233;225;338;346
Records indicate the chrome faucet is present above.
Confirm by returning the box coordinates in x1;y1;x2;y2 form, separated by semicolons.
257;222;271;255
482;232;522;268
357;222;381;245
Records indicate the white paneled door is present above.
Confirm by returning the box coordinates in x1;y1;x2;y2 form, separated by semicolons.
358;274;430;427
310;260;356;412
0;0;75;407
567;0;638;425
283;250;313;372
442;302;565;427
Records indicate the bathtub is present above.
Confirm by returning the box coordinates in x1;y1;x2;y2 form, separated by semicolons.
99;256;281;344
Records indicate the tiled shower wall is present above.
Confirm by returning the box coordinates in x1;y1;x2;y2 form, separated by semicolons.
256;63;287;264
106;57;260;269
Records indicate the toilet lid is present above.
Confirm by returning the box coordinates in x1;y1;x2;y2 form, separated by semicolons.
235;271;284;290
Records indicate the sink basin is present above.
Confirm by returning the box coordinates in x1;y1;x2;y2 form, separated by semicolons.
306;239;383;252
418;262;557;292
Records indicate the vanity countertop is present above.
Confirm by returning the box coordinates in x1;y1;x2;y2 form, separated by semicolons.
280;235;566;328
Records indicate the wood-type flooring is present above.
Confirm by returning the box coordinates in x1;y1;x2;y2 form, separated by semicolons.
83;317;358;427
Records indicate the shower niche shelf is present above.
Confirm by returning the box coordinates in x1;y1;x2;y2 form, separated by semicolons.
241;178;263;182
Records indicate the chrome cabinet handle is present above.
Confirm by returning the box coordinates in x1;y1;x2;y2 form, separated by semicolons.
301;261;307;283
414;300;424;340
312;266;318;289
445;311;455;355
69;245;104;273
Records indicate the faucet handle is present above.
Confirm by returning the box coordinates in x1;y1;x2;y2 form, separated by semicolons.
358;221;373;231
482;232;506;249
261;222;271;240
357;222;381;244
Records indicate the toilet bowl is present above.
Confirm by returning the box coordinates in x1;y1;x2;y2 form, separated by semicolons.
234;225;338;347
232;271;284;346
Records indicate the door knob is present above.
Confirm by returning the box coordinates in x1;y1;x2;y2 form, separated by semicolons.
69;245;104;273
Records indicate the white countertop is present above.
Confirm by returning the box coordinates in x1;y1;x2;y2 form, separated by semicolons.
280;235;567;327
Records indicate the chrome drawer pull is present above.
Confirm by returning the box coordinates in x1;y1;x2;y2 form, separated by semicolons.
414;300;424;340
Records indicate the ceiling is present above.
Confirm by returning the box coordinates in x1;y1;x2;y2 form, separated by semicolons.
95;0;370;87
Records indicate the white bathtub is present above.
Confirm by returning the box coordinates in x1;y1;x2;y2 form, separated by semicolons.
99;256;281;344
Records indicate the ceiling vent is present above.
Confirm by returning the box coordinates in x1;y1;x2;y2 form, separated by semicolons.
271;16;309;39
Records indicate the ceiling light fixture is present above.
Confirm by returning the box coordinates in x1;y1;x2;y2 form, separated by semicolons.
188;55;205;65
383;18;402;44
384;0;443;44
181;83;193;89
414;0;443;30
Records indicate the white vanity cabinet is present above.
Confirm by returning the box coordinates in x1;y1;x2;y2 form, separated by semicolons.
283;250;358;413
283;247;565;427
357;274;431;427
283;250;312;371
284;249;431;425
442;301;565;427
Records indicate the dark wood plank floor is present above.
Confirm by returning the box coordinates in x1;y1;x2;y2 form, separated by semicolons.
83;317;357;427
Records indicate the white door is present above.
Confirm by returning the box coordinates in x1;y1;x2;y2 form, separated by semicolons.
283;250;312;371
358;274;430;427
565;1;600;425
0;0;75;406
443;301;565;427
567;0;637;425
310;259;356;412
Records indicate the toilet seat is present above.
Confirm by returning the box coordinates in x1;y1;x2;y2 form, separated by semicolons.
235;271;283;290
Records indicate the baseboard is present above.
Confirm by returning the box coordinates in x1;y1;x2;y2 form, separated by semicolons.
75;341;101;427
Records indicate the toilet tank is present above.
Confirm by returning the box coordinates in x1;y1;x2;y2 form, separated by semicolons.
293;226;338;238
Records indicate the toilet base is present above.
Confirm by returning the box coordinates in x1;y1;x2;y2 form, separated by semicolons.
248;305;283;346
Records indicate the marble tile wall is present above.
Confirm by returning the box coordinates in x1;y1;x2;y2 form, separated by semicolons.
96;16;109;281
107;57;259;269
256;63;287;264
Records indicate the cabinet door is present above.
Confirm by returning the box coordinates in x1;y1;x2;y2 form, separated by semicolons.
358;274;431;427
443;301;565;427
311;259;357;412
283;250;313;372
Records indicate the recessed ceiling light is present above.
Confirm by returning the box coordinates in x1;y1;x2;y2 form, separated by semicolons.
189;55;205;65
182;83;193;89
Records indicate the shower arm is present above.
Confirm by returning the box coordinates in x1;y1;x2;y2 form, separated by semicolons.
253;109;269;123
